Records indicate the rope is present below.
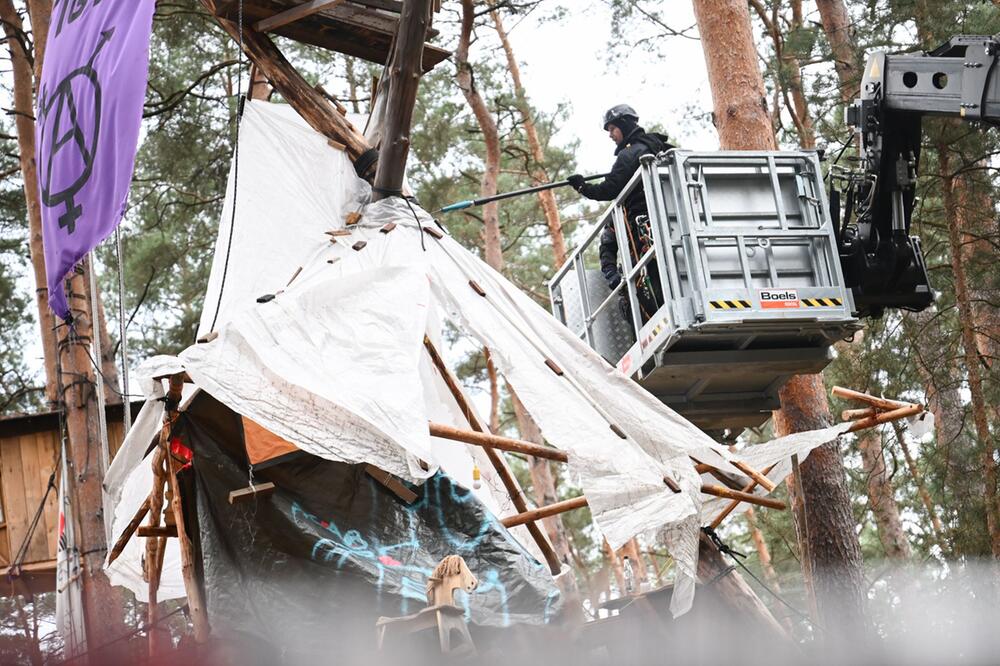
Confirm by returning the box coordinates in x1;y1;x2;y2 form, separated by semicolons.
7;455;61;575
114;227;132;434
402;196;427;252
701;526;818;629
50;605;187;665
208;0;245;334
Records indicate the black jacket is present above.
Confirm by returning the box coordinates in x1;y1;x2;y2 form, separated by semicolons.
577;126;671;214
587;127;672;287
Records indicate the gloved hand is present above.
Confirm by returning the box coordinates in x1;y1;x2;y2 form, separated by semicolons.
567;174;586;192
605;271;622;290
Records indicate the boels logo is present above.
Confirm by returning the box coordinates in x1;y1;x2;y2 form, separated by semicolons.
759;288;800;309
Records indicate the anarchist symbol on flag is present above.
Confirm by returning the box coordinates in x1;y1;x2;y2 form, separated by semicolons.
35;2;156;320
37;30;112;235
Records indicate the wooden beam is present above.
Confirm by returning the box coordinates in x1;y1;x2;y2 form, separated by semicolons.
502;481;786;530
107;497;150;565
364;464;418;503
709;463;778;529
351;0;404;12
372;0;433;200
227;481;277;505
138;526;178;538
423;338;563;575
502;496;588;529
200;0;374;173
846;403;923;433
700;484;785;510
428;422;568;463
731;460;777;493
254;0;345;33
831;386;914;411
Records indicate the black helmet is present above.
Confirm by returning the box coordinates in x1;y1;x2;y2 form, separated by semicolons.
603;104;638;130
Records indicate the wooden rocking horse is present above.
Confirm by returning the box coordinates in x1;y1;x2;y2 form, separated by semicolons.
376;555;479;656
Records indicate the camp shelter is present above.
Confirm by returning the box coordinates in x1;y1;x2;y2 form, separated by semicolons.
102;99;856;651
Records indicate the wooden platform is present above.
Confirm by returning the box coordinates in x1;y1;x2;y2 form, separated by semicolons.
211;0;451;71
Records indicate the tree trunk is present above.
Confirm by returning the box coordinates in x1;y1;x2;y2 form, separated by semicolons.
773;377;867;634
456;0;501;269
0;0;58;406
372;0;432;200
692;0;776;151
695;0;867;635
954;164;999;416
488;4;567;266
815;0;859;106
858;432;911;559
59;274;130;659
938;136;1000;558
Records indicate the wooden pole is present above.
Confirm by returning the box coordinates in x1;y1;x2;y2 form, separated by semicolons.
428;422;568;462
502;497;588;528
831;386;915;411
423;339;563;575
846;404;923;433
372;0;433;199
159;374;210;643
145;445;169;657
503;484;785;529
710;464;779;530
107;498;150;565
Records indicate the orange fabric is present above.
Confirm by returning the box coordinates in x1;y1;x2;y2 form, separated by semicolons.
241;416;300;466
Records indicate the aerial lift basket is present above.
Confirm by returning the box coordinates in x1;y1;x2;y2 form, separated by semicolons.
549;150;860;433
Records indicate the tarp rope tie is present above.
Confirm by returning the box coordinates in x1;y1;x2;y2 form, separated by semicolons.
701;526;819;630
208;0;245;333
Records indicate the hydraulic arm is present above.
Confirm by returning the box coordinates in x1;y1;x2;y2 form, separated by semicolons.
839;34;1000;316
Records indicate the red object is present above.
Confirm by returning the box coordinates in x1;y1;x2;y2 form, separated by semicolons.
170;436;193;462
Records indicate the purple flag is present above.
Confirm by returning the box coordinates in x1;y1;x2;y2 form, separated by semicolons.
36;0;156;320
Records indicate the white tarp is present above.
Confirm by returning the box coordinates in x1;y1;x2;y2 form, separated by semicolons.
107;100;850;617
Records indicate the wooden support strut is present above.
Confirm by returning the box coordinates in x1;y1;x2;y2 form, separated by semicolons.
159;373;211;643
503;484;786;529
200;0;374;175
708;387;925;528
423;338;563;575
253;0;346;33
428;422;568;463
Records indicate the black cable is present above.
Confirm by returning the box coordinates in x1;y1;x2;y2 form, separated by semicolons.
8;454;61;574
208;0;245;334
701;526;819;629
402;195;427;252
79;340;145;402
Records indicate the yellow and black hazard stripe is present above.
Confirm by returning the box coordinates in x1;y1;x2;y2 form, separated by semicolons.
801;297;843;307
709;299;752;310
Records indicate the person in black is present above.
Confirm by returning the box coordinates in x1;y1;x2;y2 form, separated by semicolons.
567;104;673;323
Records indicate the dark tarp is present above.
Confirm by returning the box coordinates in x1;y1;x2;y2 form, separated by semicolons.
179;393;560;660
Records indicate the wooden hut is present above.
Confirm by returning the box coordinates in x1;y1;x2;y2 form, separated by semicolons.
0;404;135;597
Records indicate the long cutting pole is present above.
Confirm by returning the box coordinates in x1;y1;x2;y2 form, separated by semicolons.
437;172;610;213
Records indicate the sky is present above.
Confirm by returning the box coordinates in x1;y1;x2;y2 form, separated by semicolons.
496;1;720;174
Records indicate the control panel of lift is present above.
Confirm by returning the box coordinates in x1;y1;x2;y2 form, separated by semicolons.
549;150;860;434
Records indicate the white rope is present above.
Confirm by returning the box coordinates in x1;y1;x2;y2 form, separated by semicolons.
115;227;131;434
87;251;111;481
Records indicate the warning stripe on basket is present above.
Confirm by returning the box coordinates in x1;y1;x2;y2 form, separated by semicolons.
709;299;752;310
801;297;843;307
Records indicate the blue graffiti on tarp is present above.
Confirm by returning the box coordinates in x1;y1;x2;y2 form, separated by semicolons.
290;473;562;625
291;500;484;620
